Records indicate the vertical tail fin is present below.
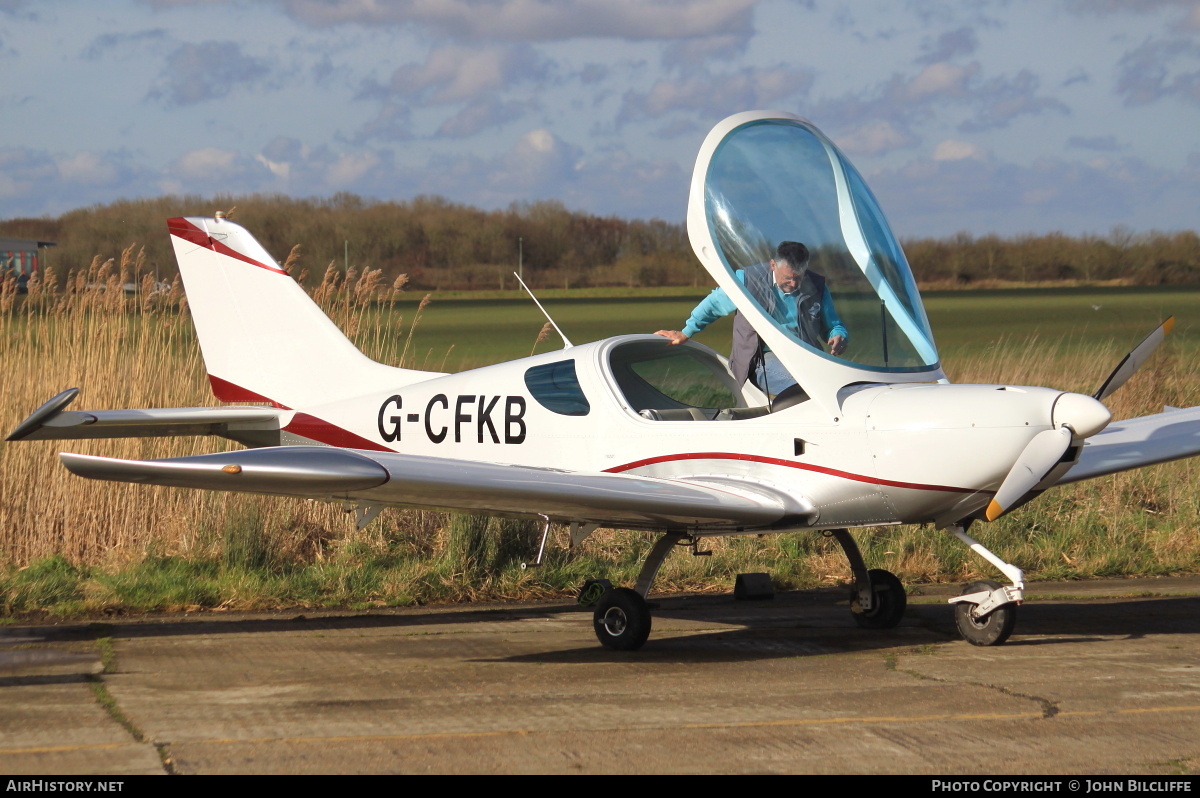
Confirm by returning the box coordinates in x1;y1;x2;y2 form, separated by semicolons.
167;216;436;409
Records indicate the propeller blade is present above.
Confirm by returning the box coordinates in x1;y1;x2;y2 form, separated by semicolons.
1093;317;1174;402
985;426;1073;521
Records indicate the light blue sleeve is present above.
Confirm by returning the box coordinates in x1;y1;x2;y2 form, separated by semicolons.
681;282;740;338
821;285;848;341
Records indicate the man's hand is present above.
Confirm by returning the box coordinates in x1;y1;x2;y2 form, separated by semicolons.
827;334;846;356
655;330;689;346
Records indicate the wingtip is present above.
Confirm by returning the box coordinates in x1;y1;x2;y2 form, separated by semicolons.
6;388;81;442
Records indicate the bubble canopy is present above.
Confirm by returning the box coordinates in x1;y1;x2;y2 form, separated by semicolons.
700;116;939;373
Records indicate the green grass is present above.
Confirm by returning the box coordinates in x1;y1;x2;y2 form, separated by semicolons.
379;284;1200;373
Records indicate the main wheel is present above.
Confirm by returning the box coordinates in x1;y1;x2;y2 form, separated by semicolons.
852;568;907;629
593;587;652;651
954;579;1017;646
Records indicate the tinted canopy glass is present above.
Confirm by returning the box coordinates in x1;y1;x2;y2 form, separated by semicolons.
525;360;590;416
704;119;938;371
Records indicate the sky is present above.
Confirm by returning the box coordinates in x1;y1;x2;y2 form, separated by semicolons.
2;0;1200;238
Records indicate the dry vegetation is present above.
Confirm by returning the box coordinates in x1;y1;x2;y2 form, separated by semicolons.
2;247;1199;616
4;194;1200;294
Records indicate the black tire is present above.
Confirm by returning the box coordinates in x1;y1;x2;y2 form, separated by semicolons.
954;579;1017;646
593;587;652;651
852;568;907;629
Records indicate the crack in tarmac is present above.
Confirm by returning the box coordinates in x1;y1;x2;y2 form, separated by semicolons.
86;636;174;775
890;647;1061;719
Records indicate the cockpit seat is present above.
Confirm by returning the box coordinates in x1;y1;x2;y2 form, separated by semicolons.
638;408;714;421
640;406;773;421
770;384;809;411
714;406;770;421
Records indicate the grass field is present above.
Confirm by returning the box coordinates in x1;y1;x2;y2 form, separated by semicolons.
3;277;1200;618
391;284;1200;376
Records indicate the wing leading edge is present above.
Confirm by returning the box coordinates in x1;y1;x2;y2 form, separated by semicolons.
1057;405;1200;485
61;446;810;530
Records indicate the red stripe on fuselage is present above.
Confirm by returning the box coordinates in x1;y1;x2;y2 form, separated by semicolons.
284;413;394;452
208;375;289;408
204;376;391;451
166;217;287;275
605;452;985;495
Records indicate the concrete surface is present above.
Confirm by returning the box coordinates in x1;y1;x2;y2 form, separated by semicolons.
1;576;1198;775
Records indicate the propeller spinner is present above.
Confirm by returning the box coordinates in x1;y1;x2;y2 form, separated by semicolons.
984;318;1173;522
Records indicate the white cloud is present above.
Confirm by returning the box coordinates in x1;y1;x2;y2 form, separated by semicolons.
170;147;240;180
55;151;120;185
255;154;290;180
932;139;987;161
326;151;383;186
619;66;814;123
837;120;917;156
385;44;545;104
279;0;756;42
905;62;977;100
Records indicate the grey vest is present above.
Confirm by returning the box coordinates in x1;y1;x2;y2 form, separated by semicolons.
729;262;827;385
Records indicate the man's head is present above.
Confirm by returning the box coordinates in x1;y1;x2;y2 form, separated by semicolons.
770;241;809;293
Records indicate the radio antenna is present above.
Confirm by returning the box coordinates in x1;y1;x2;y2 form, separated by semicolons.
514;272;573;349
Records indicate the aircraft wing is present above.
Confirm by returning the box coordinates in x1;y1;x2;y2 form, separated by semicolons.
1056;405;1200;485
7;389;285;448
59;446;809;530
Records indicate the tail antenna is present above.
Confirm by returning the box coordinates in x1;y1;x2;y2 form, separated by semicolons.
514;272;573;349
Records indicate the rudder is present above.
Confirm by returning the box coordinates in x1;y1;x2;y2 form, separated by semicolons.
167;216;435;409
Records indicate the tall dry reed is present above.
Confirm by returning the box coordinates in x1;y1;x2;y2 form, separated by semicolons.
0;246;415;569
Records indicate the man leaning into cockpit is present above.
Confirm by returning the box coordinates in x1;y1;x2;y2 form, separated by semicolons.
654;241;847;395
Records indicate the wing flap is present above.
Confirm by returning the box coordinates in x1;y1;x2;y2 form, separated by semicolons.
1057;405;1200;485
359;450;792;528
58;446;793;529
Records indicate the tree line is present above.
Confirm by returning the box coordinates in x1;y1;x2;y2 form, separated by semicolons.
2;193;1198;290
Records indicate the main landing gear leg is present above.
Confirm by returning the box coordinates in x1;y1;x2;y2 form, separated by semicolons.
828;529;907;629
944;524;1022;646
592;532;684;651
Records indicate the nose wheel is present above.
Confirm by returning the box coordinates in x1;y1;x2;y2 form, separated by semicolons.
953;579;1018;646
944;524;1024;646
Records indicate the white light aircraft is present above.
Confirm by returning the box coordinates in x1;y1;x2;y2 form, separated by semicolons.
10;111;1200;651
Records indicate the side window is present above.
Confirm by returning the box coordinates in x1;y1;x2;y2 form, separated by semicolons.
525;360;590;416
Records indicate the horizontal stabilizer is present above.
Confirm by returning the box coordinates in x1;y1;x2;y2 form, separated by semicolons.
1057;405;1200;485
7;389;286;447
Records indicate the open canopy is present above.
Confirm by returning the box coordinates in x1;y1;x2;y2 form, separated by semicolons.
687;112;944;416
